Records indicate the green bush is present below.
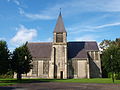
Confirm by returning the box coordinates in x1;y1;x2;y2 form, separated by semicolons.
108;72;120;80
115;73;120;80
0;71;13;78
108;72;112;78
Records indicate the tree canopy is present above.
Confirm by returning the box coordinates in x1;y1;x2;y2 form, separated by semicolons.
100;38;120;82
100;38;120;50
102;45;120;73
0;40;10;74
11;42;32;80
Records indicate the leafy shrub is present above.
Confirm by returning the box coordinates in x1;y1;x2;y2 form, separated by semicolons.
0;71;13;78
108;72;120;80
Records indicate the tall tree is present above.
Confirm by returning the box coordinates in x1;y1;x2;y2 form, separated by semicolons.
114;38;120;47
99;39;111;50
99;38;120;50
0;40;10;74
102;45;120;83
11;43;32;80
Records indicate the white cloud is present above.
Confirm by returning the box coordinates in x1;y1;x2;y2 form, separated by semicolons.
18;0;120;20
13;0;20;5
7;0;20;6
24;13;54;20
67;14;110;34
19;8;54;20
68;22;120;34
37;0;120;15
92;22;120;29
19;8;24;14
74;35;97;41
11;25;37;46
68;26;96;34
68;0;120;12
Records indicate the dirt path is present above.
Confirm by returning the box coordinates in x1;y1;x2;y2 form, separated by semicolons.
0;82;120;90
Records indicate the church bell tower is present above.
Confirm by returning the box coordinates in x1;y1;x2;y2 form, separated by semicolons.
49;12;67;79
53;12;67;44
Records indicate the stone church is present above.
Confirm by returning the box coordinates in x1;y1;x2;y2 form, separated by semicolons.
22;12;102;79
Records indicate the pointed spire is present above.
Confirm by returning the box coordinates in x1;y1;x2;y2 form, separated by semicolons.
53;10;66;33
60;8;61;15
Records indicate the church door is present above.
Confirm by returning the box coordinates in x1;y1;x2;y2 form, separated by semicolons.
60;71;63;79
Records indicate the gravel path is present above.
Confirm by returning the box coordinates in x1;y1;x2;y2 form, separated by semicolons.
0;82;120;90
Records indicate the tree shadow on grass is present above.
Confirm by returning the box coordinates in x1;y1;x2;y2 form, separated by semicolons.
0;78;66;85
0;87;17;90
0;79;59;90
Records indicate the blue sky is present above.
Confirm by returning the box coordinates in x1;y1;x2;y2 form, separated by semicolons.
0;0;120;51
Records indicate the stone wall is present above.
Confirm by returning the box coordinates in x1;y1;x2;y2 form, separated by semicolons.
68;59;89;79
77;60;87;78
49;44;67;79
20;51;101;79
22;59;50;78
88;51;102;78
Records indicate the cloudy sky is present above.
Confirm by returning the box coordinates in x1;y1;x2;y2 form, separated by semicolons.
0;0;120;51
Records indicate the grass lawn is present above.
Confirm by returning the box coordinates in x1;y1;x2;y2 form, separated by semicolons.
0;78;120;86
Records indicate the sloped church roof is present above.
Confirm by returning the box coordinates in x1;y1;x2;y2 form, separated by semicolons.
27;42;99;59
27;42;52;58
67;42;99;59
27;12;99;59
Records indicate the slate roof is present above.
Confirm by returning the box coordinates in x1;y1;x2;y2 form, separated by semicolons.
27;42;52;58
67;42;99;59
53;12;66;33
27;41;99;59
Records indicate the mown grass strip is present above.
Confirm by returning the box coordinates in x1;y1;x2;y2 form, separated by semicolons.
0;78;120;86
